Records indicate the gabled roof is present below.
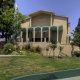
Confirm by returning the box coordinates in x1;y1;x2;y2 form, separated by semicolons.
29;10;54;17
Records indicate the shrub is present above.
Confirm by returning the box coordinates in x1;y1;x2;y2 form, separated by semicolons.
58;45;64;52
10;38;15;45
49;44;57;58
35;46;42;53
70;41;74;46
46;46;49;51
49;44;57;51
0;42;4;49
0;49;3;54
17;50;23;55
16;46;20;51
11;51;20;55
25;44;31;50
73;49;80;57
58;45;64;58
22;45;25;50
28;47;36;52
3;43;14;54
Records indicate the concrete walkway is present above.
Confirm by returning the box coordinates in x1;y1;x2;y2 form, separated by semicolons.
59;76;80;80
0;55;25;57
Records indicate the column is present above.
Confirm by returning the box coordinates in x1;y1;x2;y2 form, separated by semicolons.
51;14;53;26
26;28;28;42
67;36;69;44
67;34;70;44
49;27;50;41
20;31;23;42
20;31;23;49
33;28;35;42
41;27;42;42
30;16;31;27
57;27;59;43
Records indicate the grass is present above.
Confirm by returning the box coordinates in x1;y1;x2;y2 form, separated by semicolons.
0;54;80;80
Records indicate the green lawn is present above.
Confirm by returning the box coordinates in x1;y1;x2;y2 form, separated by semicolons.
0;54;80;80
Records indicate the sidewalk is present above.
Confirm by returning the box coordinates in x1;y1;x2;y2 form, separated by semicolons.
0;55;25;57
60;76;80;80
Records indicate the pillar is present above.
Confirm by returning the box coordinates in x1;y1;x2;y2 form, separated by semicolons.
67;36;69;44
33;28;35;42
51;14;53;26
20;31;23;42
44;38;46;42
49;27;50;41
41;27;42;42
44;31;46;42
26;28;28;42
30;16;31;27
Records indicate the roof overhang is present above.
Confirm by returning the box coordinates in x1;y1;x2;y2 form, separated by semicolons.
29;10;54;17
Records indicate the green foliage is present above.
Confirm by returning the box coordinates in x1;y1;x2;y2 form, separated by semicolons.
46;46;49;51
11;51;20;55
22;45;25;50
0;5;27;42
72;18;80;47
16;46;20;51
70;41;75;46
0;0;15;40
3;43;14;54
58;45;64;52
73;49;80;57
28;47;36;52
13;11;27;39
25;44;31;50
0;49;3;54
58;45;64;58
24;44;42;53
49;44;57;57
0;56;80;80
35;46;42;53
0;0;15;13
49;44;57;51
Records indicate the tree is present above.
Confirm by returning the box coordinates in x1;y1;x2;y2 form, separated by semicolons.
0;0;15;38
0;0;27;42
0;6;27;42
0;0;15;10
72;18;80;48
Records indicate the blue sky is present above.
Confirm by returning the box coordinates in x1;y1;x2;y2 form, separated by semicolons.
16;0;80;33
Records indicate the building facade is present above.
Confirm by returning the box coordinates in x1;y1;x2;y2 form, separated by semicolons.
21;10;70;44
19;10;72;56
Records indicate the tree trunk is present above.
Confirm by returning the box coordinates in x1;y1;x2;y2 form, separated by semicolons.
71;45;74;57
5;31;8;43
5;34;7;43
2;30;4;38
7;34;11;42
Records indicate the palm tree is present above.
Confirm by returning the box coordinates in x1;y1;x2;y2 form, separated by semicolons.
49;44;57;58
